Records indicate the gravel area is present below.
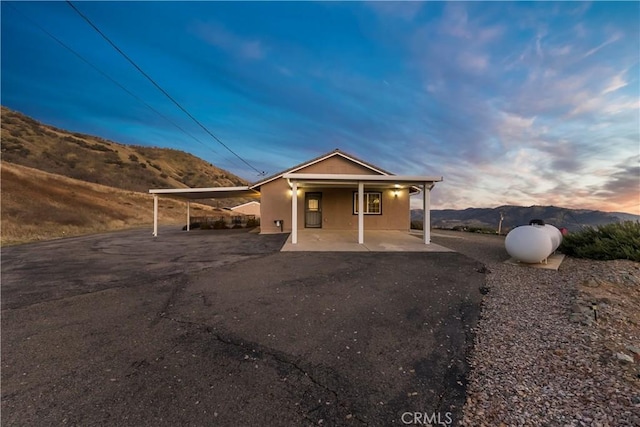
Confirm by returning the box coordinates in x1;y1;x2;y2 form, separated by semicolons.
432;231;640;426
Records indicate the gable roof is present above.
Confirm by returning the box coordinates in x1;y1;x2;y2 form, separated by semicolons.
250;149;393;190
230;201;260;210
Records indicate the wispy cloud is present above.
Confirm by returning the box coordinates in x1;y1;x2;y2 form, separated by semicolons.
365;1;423;21
457;51;489;73
582;33;622;59
602;70;629;94
190;21;267;60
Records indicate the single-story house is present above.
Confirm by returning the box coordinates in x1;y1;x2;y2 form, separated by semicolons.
150;149;442;245
228;201;261;218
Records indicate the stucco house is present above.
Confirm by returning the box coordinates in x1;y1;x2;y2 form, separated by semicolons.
229;201;261;218
150;149;442;245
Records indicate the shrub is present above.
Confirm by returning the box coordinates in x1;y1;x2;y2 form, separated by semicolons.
410;220;423;230
246;218;260;228
559;221;640;261
212;219;228;229
467;226;497;234
104;159;124;167
94;143;115;152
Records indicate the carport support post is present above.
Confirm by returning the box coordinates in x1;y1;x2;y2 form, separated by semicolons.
358;181;364;244
153;194;158;237
292;181;298;244
186;201;190;231
423;183;430;244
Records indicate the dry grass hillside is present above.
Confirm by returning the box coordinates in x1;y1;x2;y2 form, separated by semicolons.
0;106;248;193
1;162;234;246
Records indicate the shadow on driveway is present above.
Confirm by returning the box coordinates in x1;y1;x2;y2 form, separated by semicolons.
2;227;486;426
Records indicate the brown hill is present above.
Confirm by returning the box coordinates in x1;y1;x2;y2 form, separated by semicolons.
1;162;235;246
0;106;248;193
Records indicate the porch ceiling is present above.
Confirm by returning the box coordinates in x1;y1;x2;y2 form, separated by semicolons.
283;172;443;192
283;173;443;184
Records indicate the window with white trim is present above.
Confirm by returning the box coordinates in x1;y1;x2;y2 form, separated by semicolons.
353;192;382;215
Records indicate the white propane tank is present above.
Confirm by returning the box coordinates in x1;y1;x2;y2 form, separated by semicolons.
544;224;563;252
505;222;561;263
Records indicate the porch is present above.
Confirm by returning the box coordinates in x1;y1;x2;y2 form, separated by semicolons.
281;229;454;252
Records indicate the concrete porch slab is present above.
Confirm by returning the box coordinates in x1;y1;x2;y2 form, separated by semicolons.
281;230;455;252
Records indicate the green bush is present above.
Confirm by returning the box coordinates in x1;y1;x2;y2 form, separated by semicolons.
560;221;640;261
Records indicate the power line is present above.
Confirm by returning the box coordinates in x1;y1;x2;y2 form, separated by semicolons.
5;2;239;167
65;0;265;176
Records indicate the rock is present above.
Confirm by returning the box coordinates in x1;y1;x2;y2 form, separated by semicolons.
614;352;634;364
581;317;594;326
570;313;583;323
622;273;640;286
625;345;640;356
582;278;601;288
571;304;583;314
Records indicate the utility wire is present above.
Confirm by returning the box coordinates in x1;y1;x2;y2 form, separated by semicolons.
5;2;238;167
65;0;265;176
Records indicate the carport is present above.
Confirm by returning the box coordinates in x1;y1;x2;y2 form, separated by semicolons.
148;187;260;236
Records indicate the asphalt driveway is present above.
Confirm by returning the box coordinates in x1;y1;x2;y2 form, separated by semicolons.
1;227;486;426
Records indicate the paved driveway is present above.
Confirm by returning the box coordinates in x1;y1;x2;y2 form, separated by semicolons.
1;228;486;426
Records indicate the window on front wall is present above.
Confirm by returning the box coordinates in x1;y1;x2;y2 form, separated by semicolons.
353;192;382;215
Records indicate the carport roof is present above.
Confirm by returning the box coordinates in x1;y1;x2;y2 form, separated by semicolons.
149;186;260;200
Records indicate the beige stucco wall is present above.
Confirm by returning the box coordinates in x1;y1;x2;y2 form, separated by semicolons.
259;178;293;233
258;155;411;233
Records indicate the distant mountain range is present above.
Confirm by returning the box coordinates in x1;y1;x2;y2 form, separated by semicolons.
411;205;640;232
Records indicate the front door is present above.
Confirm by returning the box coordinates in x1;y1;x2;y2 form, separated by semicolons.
305;193;322;228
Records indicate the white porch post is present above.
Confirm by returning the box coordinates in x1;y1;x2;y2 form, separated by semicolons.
358;181;364;244
153;194;158;237
292;181;298;244
423;183;430;244
186;201;190;231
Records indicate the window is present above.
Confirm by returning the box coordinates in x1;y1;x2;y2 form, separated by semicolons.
308;199;319;211
353;192;382;215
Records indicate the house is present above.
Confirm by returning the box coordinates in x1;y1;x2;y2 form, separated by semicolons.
150;149;442;245
229;201;261;218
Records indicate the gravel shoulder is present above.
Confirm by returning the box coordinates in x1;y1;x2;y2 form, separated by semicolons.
432;230;640;426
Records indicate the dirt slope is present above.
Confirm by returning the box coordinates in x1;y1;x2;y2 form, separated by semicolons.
1;162;232;245
0;106;248;193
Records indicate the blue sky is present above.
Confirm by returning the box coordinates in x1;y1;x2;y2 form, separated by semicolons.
2;1;639;214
